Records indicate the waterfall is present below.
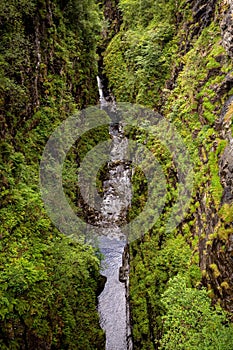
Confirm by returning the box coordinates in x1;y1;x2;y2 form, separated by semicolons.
97;76;108;108
96;76;133;350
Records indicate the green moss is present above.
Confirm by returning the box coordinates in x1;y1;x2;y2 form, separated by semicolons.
209;263;221;278
208;151;223;208
219;204;233;224
0;1;105;348
224;101;233;123
217;227;232;241
206;57;221;69
202;269;207;277
221;281;230;289
102;1;233;348
216;139;227;156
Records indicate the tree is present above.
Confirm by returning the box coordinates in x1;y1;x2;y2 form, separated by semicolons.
160;275;233;350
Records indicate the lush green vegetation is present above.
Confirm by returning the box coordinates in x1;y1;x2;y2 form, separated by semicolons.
102;0;233;349
0;0;105;348
160;274;233;350
103;0;187;107
2;0;233;349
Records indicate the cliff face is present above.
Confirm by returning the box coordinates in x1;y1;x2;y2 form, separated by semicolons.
203;101;233;312
166;0;233;321
0;0;100;140
0;1;105;349
102;0;233;348
221;0;233;58
164;0;233;311
188;0;233;313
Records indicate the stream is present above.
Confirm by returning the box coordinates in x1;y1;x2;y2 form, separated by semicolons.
96;76;133;350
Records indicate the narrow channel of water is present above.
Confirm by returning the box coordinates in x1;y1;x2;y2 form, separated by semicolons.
98;238;127;350
96;76;133;350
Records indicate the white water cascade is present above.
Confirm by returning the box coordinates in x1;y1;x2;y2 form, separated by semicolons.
97;75;108;109
96;76;133;350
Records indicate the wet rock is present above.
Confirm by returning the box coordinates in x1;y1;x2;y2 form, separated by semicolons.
193;0;216;31
119;266;128;282
213;73;233;101
119;244;133;350
205;235;233;313
97;274;107;297
221;0;233;58
166;0;216;91
119;244;130;283
201;90;233;312
219;140;233;204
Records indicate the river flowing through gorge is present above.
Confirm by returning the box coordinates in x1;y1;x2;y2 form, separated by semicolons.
96;76;133;350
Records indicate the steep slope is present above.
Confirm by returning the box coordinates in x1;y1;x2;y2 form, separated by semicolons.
102;0;233;348
0;1;105;349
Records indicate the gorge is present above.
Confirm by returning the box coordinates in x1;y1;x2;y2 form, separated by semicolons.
1;0;233;350
96;76;133;350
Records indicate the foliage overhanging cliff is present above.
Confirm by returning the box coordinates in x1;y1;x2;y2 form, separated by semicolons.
101;0;233;349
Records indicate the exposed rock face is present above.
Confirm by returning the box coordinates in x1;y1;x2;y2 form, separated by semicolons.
183;0;233;313
170;0;233;324
198;93;233;312
213;74;233;103
167;0;217;90
99;0;233;312
97;0;122;97
208;102;233;312
170;0;233;315
119;244;133;350
97;274;107;297
119;244;130;283
102;0;122;38
221;0;233;58
192;0;217;33
102;0;233;347
205;234;233;313
220;140;233;204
